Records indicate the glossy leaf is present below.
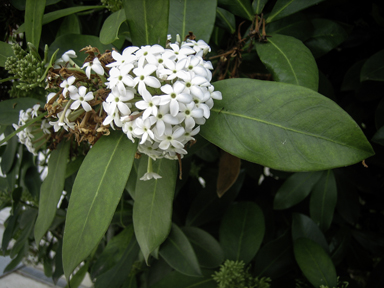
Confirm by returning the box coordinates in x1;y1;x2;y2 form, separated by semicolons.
219;202;265;264
133;155;177;262
273;171;322;209
0;98;44;125
215;8;236;34
56;14;81;37
1;127;19;174
360;49;384;82
123;0;169;47
24;0;46;47
168;0;217;42
256;34;319;91
254;231;294;278
292;213;329;253
18;6;105;33
294;238;337;288
266;0;325;23
0;41;14;67
266;13;313;41
149;270;216;288
218;0;254;20
309;170;337;231
62;132;137;279
181;226;224;268
305;18;348;58
64;262;89;288
95;236;139;288
100;9;126;44
200;79;374;171
159;224;202;277
48;34;113;65
252;0;268;14
34;140;70;245
217;151;241;197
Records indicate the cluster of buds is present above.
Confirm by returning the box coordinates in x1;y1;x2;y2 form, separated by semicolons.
14;35;222;180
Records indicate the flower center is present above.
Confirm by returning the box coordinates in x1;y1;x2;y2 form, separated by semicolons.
140;75;145;80
158;59;163;63
118;76;122;80
79;97;84;101
185;110;190;115
171;93;176;99
115;97;119;102
167;136;172;140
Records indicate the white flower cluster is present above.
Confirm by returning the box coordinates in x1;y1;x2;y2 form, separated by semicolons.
102;38;222;165
12;104;51;155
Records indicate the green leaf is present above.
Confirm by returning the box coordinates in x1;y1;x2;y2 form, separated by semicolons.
159;224;202;277
273;171;322;209
218;0;254;21
133;155;177;262
305;18;348;58
1;213;18;253
95;236;139;288
372;125;384;146
11;0;60;10
18;6;105;33
252;0;268;14
149;270;217;288
254;230;294;278
341;60;365;91
181;226;224;268
1;127;19;174
64;262;89;288
256;34;319;91
62;132;137;279
24;0;46;47
215;7;236;34
48;34;113;65
0;98;44;126
56;14;81;37
200;79;374;172
292;213;329;253
266;0;325;23
53;239;64;284
360;49;384;82
265;13;313;41
294;238;337;288
0;41;14;67
309;170;337;231
219;202;265;264
168;0;217;42
100;9;127;44
34;140;70;245
123;0;169;47
11;208;37;258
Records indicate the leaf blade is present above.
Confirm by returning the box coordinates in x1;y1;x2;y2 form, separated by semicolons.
25;0;46;47
100;9;127;44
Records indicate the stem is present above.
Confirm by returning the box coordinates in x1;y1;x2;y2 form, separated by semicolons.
147;156;153;173
58;100;74;124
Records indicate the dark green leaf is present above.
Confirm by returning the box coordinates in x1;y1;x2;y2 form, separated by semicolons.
305;18;348;58
4;243;28;273
266;13;313;41
273;171;322;209
181;226;224;268
123;0;169;47
11;208;37;258
309;170;337;231
215;8;236;34
18;6;105;33
24;0;46;47
100;9;127;44
91;225;134;279
330;227;351;266
95;236;139;288
48;34;113;65
53;239;64;284
11;0;60;10
254;230;295;278
219;202;265;264
149;270;216;288
168;0;217;42
23;166;42;198
0;41;14;67
1;127;19;174
256;34;319;91
0;98;44;126
341;60;365;91
292;213;329;253
186;170;244;227
65;155;85;178
133;155;177;262
62;132;137;279
372;125;384;146
200;79;374;171
294;238;337;288
266;0;325;23
218;0;254;21
360;49;384;82
1;213;18;253
64;262;89;288
125;159;138;200
252;0;269;14
56;14;81;37
34;140;70;244
159;224;202;277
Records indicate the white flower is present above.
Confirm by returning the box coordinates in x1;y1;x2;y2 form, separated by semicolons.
178;102;204;129
134;117;156;144
133;64;161;95
82;57;104;79
60;76;77;97
157;126;185;150
136;44;165;67
102;102;122;129
140;171;162;181
107;47;138;68
106;87;134;116
70;86;94;112
160;82;192;117
106;65;135;93
61;50;77;62
135;89;161;120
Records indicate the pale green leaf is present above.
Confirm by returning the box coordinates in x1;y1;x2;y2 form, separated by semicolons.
0;41;14;67
56;14;81;37
0;98;44;126
215;7;236;34
25;0;46;47
100;9;127;44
